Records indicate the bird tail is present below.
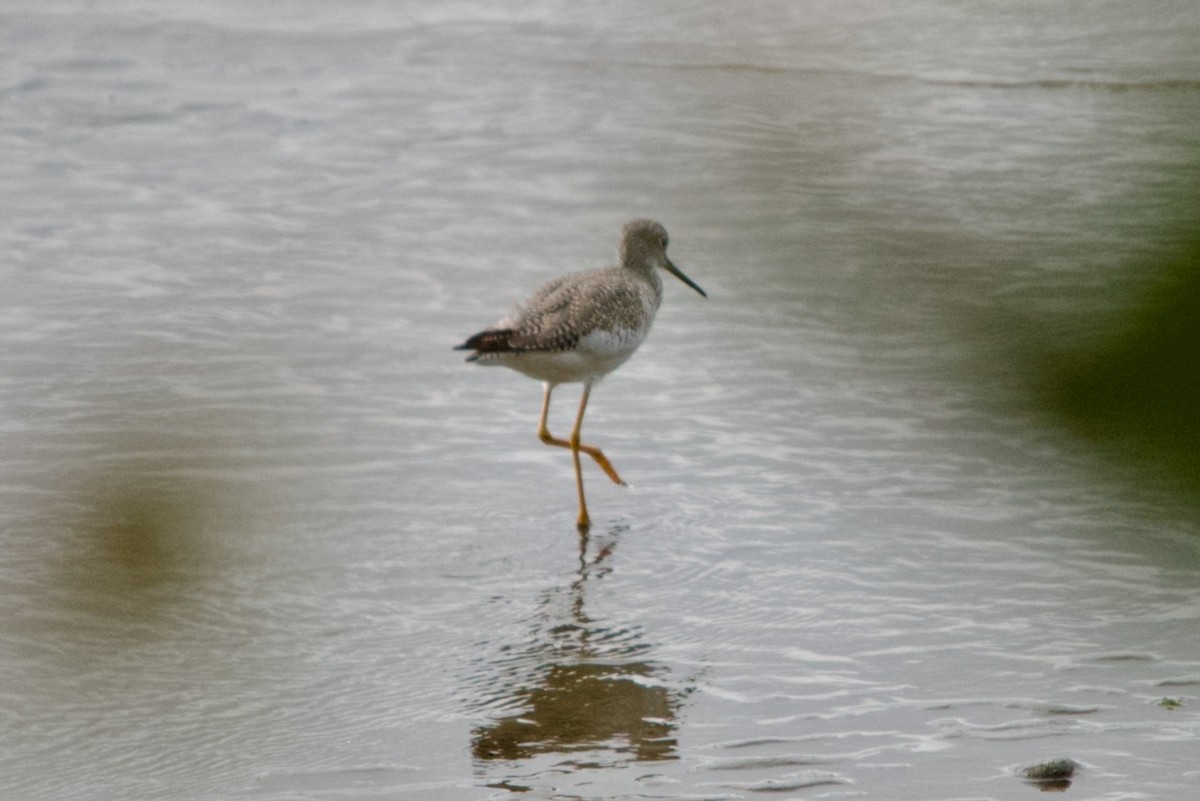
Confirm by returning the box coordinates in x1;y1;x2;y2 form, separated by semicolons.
454;328;517;361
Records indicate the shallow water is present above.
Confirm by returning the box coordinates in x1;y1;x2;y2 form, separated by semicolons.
3;2;1200;799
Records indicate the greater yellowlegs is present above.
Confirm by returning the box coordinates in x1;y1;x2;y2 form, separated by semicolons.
455;219;706;531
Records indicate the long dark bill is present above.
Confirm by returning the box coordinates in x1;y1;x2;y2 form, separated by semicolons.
665;258;707;298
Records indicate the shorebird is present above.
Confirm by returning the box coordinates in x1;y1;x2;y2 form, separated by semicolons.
455;219;706;531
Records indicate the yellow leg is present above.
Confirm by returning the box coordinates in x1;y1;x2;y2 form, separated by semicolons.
536;384;625;486
536;383;627;531
571;396;589;532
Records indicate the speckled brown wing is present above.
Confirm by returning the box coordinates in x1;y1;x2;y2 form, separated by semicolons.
507;268;646;354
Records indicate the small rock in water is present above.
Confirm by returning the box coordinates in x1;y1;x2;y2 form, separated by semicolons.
1022;757;1077;782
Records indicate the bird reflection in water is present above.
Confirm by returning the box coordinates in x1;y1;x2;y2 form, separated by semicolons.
469;528;687;764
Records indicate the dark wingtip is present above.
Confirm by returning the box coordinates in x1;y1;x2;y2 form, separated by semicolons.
457;328;516;356
453;341;480;361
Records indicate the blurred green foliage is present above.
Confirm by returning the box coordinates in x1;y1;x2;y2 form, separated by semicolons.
1045;237;1200;488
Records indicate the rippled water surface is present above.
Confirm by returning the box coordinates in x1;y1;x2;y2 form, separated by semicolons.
3;2;1200;799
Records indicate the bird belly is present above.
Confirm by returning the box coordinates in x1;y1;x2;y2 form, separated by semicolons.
504;350;633;384
481;327;643;385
